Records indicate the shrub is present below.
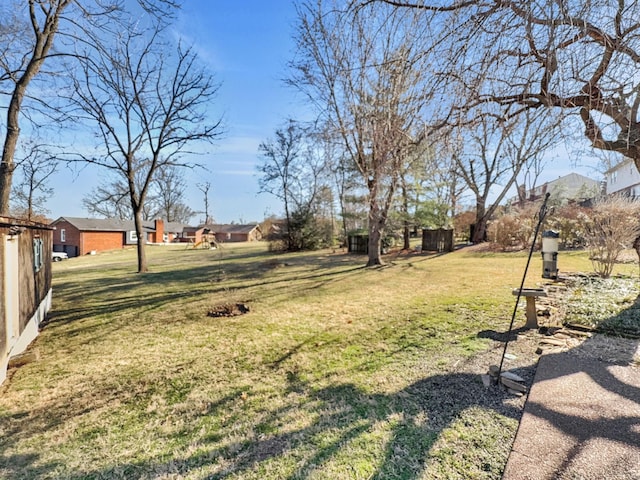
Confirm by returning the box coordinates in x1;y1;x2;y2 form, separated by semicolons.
581;196;640;278
488;205;538;251
546;204;590;249
268;208;334;252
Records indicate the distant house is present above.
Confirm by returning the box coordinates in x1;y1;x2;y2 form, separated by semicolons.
510;172;602;206
179;225;207;245
1;217;53;385
201;224;263;243
50;217;185;257
605;158;640;197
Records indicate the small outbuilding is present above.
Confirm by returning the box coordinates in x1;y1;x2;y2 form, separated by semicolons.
1;217;53;385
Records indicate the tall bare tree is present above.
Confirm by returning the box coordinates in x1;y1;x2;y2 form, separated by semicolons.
196;181;213;224
69;22;222;273
371;1;640;175
0;0;180;215
450;108;562;243
152;164;194;223
258;119;327;250
11;142;56;221
0;0;70;214
291;1;438;265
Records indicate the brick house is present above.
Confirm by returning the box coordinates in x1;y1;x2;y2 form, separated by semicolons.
1;217;53;385
202;224;263;243
179;225;207;245
50;217;185;257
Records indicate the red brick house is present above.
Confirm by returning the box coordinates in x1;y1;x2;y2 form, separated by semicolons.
50;217;185;257
179;225;207;245
202;224;263;243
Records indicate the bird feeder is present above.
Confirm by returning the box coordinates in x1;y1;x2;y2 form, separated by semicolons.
541;230;559;279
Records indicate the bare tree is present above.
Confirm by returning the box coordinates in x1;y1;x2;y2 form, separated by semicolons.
152;164;194;223
291;1;439;265
370;1;640;175
196;181;213;224
0;0;180;215
583;196;640;278
0;0;71;214
68;21;222;273
11;142;56;221
449;108;562;243
258;119;327;250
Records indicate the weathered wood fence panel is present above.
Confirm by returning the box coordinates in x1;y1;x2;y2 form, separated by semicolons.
422;229;454;253
347;234;368;254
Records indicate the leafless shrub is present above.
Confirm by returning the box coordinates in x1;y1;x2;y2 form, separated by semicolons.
547;204;590;249
488;205;538;251
581;196;640;278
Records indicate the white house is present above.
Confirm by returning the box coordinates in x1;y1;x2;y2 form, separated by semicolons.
510;172;601;206
605;158;640;197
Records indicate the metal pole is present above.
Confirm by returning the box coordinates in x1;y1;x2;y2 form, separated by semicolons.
497;192;550;379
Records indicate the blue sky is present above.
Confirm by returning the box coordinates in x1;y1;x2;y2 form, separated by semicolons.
44;1;605;224
48;1;302;224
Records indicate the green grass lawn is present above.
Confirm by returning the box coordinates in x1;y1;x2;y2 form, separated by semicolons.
0;243;637;479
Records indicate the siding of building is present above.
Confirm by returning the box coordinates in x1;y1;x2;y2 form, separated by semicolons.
606;158;640;196
1;218;53;385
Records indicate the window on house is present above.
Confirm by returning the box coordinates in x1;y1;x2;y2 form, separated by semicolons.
129;231;138;242
60;228;66;242
33;238;43;272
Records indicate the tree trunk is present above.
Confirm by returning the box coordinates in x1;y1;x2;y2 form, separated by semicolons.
634;235;640;276
0;160;15;215
472;200;488;244
403;224;410;250
367;224;383;266
402;183;410;250
134;211;148;273
367;199;384;266
0;87;24;214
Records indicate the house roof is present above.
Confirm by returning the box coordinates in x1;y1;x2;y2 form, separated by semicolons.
51;217;186;233
162;221;188;232
0;216;53;230
604;157;634;175
199;224;261;234
51;217;135;232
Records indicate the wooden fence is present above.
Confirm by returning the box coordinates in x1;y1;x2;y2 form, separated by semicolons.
422;228;454;253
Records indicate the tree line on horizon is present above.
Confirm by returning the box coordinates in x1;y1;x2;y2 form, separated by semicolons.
2;1;640;270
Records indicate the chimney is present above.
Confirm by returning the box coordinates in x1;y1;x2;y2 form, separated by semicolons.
155;219;165;243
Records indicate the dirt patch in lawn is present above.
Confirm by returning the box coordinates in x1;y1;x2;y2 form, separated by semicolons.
207;302;251;318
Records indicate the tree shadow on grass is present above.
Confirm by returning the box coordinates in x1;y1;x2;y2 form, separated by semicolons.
477;326;530;343
0;363;526;479
46;253;367;343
